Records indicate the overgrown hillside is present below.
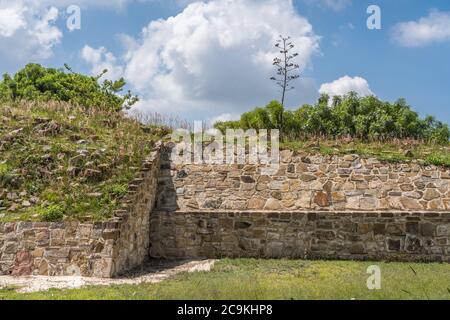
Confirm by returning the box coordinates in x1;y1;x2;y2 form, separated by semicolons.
0;101;165;222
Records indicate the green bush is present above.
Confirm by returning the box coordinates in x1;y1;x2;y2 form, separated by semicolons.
0;163;13;188
38;205;65;222
0;163;8;176
214;93;450;144
425;154;450;167
0;63;138;112
103;183;129;198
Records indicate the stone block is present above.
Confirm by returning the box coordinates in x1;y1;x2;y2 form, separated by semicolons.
400;197;422;210
264;199;281;210
300;174;317;182
437;225;450;237
313;192;330;207
349;243;366;254
265;242;283;257
387;239;401;251
405;237;422;253
420;223;436;237
424;189;440;201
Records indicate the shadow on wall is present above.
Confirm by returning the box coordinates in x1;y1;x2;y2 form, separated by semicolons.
156;144;179;211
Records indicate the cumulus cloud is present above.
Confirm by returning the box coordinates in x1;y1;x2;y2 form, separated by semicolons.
123;0;320;120
81;45;124;81
0;4;26;37
392;10;450;47
208;112;241;125
0;0;155;71
0;1;63;71
319;76;373;100
30;7;62;58
305;0;352;11
35;0;151;10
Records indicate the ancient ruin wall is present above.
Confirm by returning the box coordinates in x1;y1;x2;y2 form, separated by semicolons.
151;146;450;261
156;149;450;212
150;210;450;262
2;143;450;277
0;143;161;278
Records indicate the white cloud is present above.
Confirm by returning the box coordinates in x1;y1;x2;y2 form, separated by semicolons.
305;0;352;11
0;4;26;37
392;10;450;47
0;1;62;68
30;7;62;58
208;112;240;124
35;0;150;10
319;76;373;99
123;0;320;120
81;45;124;81
0;0;155;71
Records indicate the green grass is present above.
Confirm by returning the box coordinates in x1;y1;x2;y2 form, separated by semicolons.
425;154;450;167
1;259;450;300
281;139;450;166
0;101;166;222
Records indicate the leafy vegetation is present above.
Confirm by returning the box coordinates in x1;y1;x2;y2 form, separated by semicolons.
214;94;450;144
425;154;450;167
37;204;64;222
0;101;165;222
1;259;450;300
280;139;450;167
0;63;138;112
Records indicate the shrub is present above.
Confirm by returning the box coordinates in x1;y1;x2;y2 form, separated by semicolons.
0;63;138;112
425;154;450;167
0;163;13;188
0;163;8;176
38;205;65;222
214;94;449;144
104;183;129;198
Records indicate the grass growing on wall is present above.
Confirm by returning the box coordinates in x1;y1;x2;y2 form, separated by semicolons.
1;259;450;300
0;101;166;222
281;139;450;167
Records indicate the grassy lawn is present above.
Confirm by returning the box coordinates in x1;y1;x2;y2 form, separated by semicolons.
1;259;450;300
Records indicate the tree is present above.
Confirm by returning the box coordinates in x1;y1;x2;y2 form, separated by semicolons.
271;35;300;107
0;63;138;112
213;95;449;144
270;35;300;140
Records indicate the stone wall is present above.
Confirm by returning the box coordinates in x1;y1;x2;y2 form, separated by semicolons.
2;142;450;277
150;210;450;262
0;143;161;277
0;221;116;277
151;145;450;262
156;148;450;212
111;144;161;275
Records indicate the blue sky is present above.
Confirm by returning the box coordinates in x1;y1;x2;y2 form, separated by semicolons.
0;0;449;124
301;0;450;124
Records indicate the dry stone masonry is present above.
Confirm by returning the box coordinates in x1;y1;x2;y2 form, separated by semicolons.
150;210;450;262
156;148;450;212
1;141;450;278
151;144;450;262
0;143;161;277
